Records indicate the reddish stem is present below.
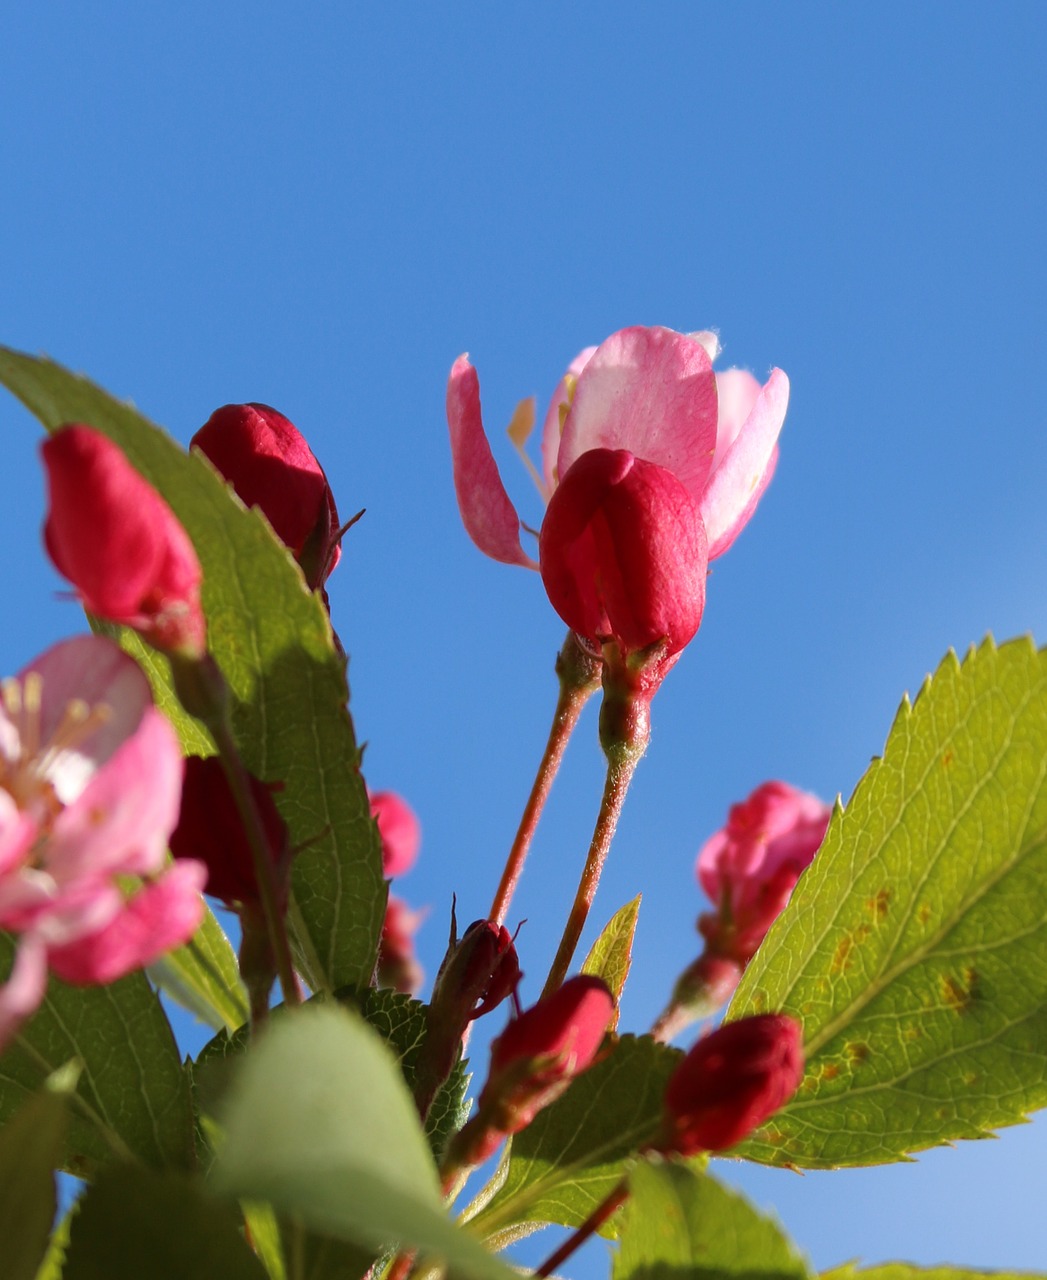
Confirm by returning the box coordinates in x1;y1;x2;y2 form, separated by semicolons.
489;634;600;926
534;1177;631;1277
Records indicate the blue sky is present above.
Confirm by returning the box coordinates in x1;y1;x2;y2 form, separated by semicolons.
3;3;1047;1273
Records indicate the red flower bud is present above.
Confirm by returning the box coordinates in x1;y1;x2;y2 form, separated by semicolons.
368;788;421;879
41;425;205;656
377;896;425;994
191;403;342;589
170;756;290;910
656;1013;804;1155
538;448;707;659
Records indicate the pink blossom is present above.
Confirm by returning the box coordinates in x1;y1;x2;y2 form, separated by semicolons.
377;895;425;994
654;1013;804;1155
42;426;206;657
447;326;788;657
0;635;205;1050
191;403;343;590
697;781;831;966
368;789;421;879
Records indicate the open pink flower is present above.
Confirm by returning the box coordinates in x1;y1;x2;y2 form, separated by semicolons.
191;403;343;590
42;426;206;657
698;781;831;966
0;635;206;1049
447;325;788;590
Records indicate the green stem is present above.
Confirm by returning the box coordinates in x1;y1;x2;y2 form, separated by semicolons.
489;633;600;927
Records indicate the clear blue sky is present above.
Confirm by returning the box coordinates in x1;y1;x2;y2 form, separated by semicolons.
3;4;1047;1273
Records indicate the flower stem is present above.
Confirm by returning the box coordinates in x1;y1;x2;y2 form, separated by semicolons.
541;752;640;998
533;1177;631;1277
489;633;600;927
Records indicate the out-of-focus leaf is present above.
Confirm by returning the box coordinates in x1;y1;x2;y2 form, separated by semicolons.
62;1165;267;1280
731;638;1047;1168
0;933;194;1175
150;905;248;1033
0;347;385;993
0;1083;70;1280
466;1035;680;1242
824;1268;1046;1280
583;896;641;1025
615;1161;811;1280
211;1004;513;1280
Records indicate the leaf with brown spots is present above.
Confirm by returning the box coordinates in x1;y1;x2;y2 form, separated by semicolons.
730;638;1047;1168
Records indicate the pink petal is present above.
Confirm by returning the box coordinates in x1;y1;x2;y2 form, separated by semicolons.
711;370;763;471
0;792;36;878
47;859;207;986
447;356;538;569
557;327;719;505
539;346;597;496
19;635;153;804
0;936;48;1052
46;708;184;881
700;369;789;559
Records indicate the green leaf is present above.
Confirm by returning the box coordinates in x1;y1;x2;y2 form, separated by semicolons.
62;1165;267;1280
730;638;1047;1168
241;1203;286;1280
0;1083;70;1280
150;905;248;1033
0;346;385;992
466;1034;680;1243
211;1004;514;1280
0;933;195;1175
583;896;641;1026
35;1205;74;1280
823;1268;1047;1280
615;1162;811;1280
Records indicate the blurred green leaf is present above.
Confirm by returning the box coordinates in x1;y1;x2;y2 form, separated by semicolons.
241;1203;286;1280
62;1165;267;1280
211;1004;514;1280
151;905;248;1033
0;933;194;1175
0;1084;70;1280
34;1205;73;1280
466;1034;680;1243
615;1161;811;1280
0;347;385;992
583;896;641;1026
731;638;1047;1167
823;1269;1046;1280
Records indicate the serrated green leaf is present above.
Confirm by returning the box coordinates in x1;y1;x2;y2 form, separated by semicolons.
0;347;385;992
823;1268;1046;1280
211;1005;514;1280
0;933;194;1174
731;638;1047;1168
35;1204;74;1280
583;896;641;1025
150;905;248;1033
615;1161;811;1280
0;1085;70;1280
63;1165;267;1280
466;1034;681;1243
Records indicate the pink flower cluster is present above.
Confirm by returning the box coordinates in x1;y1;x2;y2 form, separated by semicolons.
448;326;788;673
0;636;205;1049
371;788;426;994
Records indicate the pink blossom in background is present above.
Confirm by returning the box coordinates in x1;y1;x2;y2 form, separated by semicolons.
376;894;425;994
369;788;421;879
41;426;206;657
447;325;788;661
192;403;343;590
0;635;205;1050
697;781;831;966
654;1012;804;1155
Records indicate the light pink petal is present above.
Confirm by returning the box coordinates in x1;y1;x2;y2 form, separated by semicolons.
539;346;597;496
47;860;207;986
20;635;152;804
700;369;789;559
711;370;763;471
0;791;36;877
0;936;48;1053
29;880;123;946
46;708;183;881
558;327;719;504
447;355;538;569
